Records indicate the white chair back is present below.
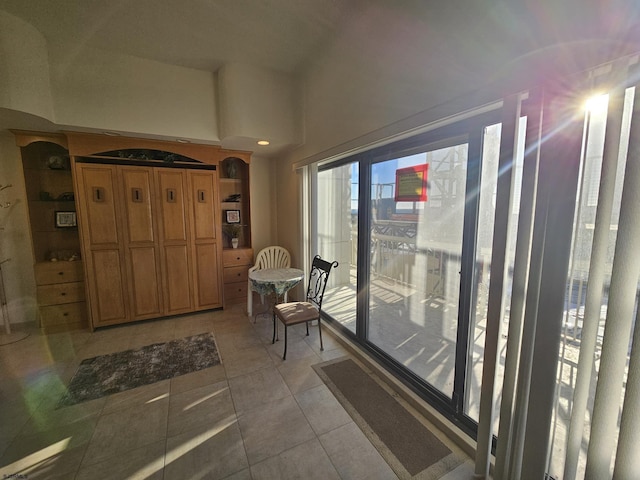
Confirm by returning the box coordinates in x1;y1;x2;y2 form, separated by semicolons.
247;246;291;316
254;246;291;270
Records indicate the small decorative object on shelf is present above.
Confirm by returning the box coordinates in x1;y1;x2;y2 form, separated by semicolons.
226;158;238;178
47;155;68;170
223;193;241;202
57;192;75;201
48;250;81;262
223;224;242;249
55;211;77;228
225;209;240;224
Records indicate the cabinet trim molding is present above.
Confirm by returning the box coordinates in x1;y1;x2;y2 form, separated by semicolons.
65;132;252;166
11;130;68;149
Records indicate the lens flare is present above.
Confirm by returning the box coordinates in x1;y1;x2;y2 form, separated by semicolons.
585;94;609;114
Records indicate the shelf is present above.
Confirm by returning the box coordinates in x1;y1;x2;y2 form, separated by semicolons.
219;156;251;268
33;228;78;233
19;138;81;268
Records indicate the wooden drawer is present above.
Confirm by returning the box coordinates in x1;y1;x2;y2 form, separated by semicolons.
37;281;85;306
223;265;249;283
223;248;253;267
224;281;248;301
34;261;84;285
39;302;87;328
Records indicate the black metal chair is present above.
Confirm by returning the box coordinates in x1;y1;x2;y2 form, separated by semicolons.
272;255;338;360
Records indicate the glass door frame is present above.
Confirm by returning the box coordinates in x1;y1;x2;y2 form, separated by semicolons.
318;108;505;437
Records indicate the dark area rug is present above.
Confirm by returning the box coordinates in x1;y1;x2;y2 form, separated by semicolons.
58;332;220;407
314;357;464;479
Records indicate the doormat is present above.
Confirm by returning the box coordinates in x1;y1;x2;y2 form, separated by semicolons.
314;357;464;479
58;332;220;407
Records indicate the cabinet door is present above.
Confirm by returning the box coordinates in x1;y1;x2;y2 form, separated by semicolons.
155;169;194;314
190;171;217;241
76;164;120;246
74;163;129;326
90;250;129;324
193;243;221;308
188;170;222;309
120;166;163;319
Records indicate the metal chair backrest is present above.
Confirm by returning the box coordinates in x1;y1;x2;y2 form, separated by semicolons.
254;246;291;270
305;255;339;311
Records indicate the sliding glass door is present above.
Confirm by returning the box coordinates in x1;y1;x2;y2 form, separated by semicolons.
367;143;468;398
315;109;516;427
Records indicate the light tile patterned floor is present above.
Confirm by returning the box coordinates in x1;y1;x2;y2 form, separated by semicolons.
0;305;475;479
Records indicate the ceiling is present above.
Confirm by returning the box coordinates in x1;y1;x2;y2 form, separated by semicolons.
2;0;638;77
0;0;362;74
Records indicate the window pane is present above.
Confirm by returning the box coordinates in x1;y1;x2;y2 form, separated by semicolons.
317;162;358;332
367;145;468;397
463;120;525;434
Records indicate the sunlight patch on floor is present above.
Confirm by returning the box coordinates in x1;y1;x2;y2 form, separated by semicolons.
164;417;237;464
0;437;71;477
146;392;169;404
183;386;229;411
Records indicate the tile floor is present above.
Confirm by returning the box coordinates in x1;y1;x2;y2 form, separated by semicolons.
0;305;475;479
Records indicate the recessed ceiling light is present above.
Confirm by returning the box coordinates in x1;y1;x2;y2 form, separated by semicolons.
257;140;270;146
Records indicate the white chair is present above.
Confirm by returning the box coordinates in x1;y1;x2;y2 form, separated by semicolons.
247;246;291;317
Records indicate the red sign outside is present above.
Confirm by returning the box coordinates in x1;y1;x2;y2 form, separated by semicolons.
395;164;428;202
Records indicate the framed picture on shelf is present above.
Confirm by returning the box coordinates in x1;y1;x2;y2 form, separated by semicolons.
225;209;241;224
55;211;77;228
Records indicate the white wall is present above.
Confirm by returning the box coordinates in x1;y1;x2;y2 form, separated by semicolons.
0;11;54;121
0;11;222;142
49;45;219;142
218;64;299;147
249;155;276;255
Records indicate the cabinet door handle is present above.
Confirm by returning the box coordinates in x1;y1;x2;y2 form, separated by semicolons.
132;188;143;203
167;188;176;203
61;292;66;296
93;187;105;202
58;272;64;276
198;190;206;203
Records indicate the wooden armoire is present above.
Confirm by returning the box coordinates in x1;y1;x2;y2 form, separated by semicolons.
66;133;251;329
